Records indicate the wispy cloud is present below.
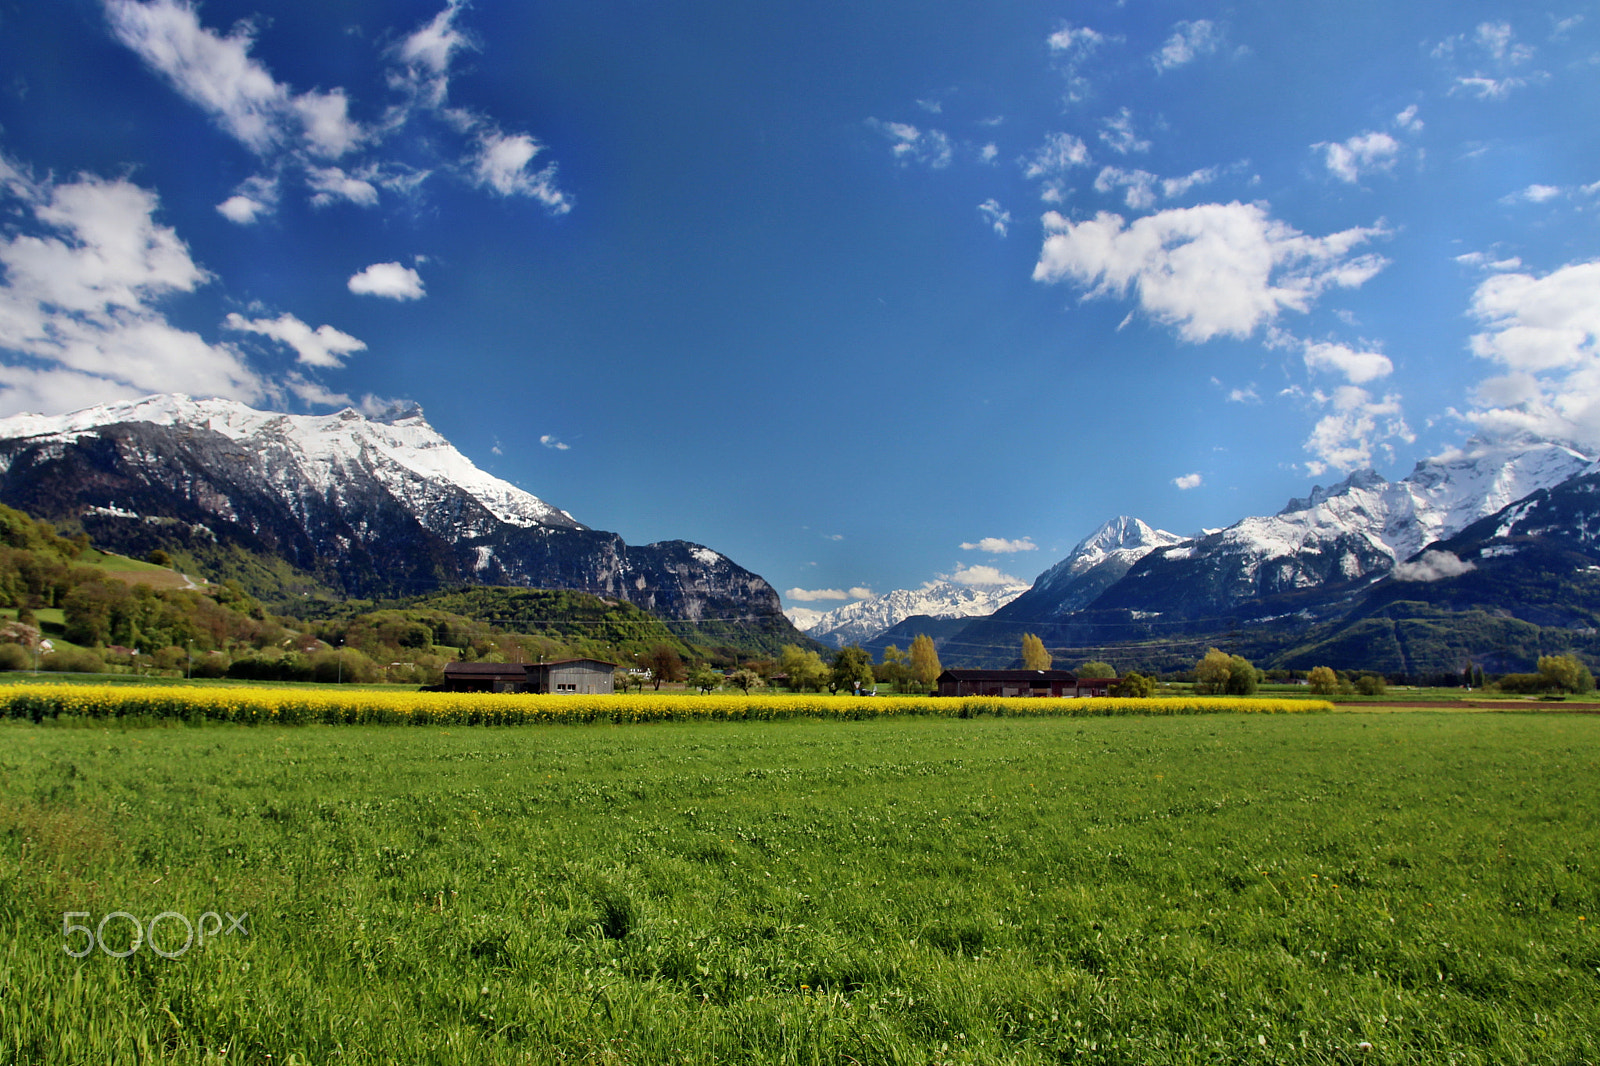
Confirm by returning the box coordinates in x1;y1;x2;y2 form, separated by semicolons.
977;199;1011;237
1154;20;1221;71
539;434;571;451
1317;132;1400;184
1021;133;1092;202
867;119;953;169
108;0;570;220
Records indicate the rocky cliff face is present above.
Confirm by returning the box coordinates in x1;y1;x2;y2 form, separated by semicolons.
0;395;788;625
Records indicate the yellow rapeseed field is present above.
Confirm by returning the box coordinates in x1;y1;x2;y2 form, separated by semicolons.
0;683;1330;725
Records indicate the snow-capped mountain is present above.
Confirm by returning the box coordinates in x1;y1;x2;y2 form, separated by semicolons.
0;394;583;536
937;516;1183;657
0;394;794;630
1099;437;1595;622
791;579;1030;648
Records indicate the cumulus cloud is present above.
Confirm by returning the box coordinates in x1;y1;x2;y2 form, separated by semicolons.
1302;340;1394;384
1032;202;1390;343
1464;259;1600;447
1394;550;1476;582
948;564;1024;587
1394;105;1424;133
1319;132;1400;183
223;312;366;368
1173;473;1203;490
785;587;852;602
0;159;265;414
867;119;953;169
1300;385;1413;475
1155;20;1220;71
960;537;1037;554
977;199;1011;237
538;434;570;451
348;261;426;300
391;0;473;108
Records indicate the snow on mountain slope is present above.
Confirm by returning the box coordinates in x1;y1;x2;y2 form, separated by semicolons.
1100;436;1596;617
794;580;1031;648
0;394;583;533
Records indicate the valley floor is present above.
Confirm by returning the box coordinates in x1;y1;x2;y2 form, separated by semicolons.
3;712;1597;1064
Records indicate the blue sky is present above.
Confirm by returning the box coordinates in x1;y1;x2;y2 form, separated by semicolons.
1;1;1597;610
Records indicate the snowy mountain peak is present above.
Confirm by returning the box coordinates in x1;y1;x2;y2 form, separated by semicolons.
1063;516;1186;577
0;393;583;532
790;579;1031;648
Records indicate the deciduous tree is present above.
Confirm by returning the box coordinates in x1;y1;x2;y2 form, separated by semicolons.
1021;633;1052;670
909;634;941;691
830;645;875;694
1076;660;1116;678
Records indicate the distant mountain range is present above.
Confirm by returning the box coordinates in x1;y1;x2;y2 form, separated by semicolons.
792;436;1600;675
0;395;807;652
787;579;1030;649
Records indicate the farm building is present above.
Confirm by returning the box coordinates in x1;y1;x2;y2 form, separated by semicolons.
440;658;617;694
934;669;1112;698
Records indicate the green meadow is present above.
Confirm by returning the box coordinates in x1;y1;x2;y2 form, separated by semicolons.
2;710;1597;1064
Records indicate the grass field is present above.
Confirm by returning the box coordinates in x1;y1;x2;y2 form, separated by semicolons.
2;709;1597;1063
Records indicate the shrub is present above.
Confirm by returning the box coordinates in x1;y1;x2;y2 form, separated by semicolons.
0;642;30;671
41;647;106;673
1355;673;1387;696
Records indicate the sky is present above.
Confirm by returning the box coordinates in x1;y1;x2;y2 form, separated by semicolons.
1;1;1598;614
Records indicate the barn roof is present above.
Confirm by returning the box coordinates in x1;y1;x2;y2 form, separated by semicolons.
936;669;1080;682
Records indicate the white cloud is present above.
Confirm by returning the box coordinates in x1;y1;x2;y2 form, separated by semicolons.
1099;108;1150;155
1300;386;1413;474
1227;386;1260;404
0;161;265;413
979;143;999;164
977;199;1011;237
948;563;1023;587
867;119;953;169
1502;184;1564;204
539;434;570;451
348;262;425;300
223;312;365;368
1394;105;1424;133
847;586;875;600
1046;23;1113;103
1021;133;1092;201
1173;473;1203;490
1032;202;1390;343
392;0;473;108
307;165;379;208
107;0;365;160
960;537;1037;554
1394;550;1476;582
109;0;570;218
785;587;850;602
1302;340;1394;384
1464;259;1600;447
1434;20;1544;99
1319;132;1400;183
106;0;290;154
1155;20;1220;71
471;130;573;212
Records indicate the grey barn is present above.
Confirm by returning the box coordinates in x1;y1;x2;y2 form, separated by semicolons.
440;658;617;694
